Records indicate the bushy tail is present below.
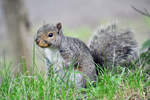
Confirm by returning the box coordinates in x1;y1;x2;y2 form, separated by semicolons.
88;24;138;69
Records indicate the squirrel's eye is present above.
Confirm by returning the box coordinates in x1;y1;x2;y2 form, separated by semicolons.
48;33;53;37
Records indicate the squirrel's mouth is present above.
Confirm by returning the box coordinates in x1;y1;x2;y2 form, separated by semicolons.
35;39;50;48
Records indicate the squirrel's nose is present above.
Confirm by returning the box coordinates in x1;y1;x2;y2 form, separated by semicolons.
35;38;40;45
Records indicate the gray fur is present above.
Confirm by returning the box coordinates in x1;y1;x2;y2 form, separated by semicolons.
60;36;97;82
89;24;138;68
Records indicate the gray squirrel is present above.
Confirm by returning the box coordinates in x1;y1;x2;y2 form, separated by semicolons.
35;22;138;88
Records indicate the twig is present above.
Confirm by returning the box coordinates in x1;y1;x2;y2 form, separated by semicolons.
131;5;150;17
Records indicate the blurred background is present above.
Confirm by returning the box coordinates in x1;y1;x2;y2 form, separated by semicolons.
0;0;150;70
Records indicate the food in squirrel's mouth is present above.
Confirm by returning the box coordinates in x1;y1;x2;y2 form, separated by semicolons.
35;39;49;48
38;41;49;48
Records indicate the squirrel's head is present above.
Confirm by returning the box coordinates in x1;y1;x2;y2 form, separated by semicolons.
35;22;63;48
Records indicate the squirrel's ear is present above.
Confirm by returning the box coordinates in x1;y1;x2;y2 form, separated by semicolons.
56;22;62;31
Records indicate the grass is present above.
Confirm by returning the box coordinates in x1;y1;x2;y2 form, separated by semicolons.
0;53;149;100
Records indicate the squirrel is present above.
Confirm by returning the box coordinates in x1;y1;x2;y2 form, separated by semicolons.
35;22;138;88
35;23;97;88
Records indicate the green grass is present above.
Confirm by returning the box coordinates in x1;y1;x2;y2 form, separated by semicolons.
0;54;149;100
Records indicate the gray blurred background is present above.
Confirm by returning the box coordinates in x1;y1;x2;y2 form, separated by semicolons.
0;0;150;63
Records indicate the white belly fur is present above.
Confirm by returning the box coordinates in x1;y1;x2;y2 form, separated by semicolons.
44;48;64;72
44;48;84;88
